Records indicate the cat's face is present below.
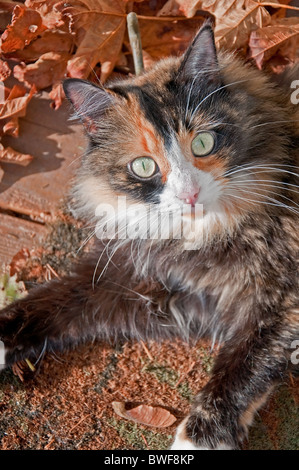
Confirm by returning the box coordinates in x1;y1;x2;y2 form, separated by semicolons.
64;25;291;245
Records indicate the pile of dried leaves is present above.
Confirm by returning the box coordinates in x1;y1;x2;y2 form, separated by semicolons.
0;0;299;172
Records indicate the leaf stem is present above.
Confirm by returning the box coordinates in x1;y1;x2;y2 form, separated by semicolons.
259;2;299;12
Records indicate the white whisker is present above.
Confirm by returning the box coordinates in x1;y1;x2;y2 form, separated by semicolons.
224;164;299;179
249;119;299;129
225;192;299;215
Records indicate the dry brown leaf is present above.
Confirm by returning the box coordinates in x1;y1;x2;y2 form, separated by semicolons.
0;84;35;120
8;29;74;62
0;1;23;31
112;402;177;428
10;248;31;276
249;17;299;69
158;0;201;18
6;83;28;100
0;85;35;138
24;0;64;29
137;17;205;64
214;1;271;49
0;143;33;165
132;1;205;64
56;0;129;82
0;4;47;53
157;0;272;49
3;117;19;136
14;52;71;89
0;1;23;10
0;59;11;81
49;82;65;110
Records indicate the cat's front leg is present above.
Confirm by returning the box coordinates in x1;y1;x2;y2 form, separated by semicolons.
171;313;297;450
0;275;95;368
0;251;172;369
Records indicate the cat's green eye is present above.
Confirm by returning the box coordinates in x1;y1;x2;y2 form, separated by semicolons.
191;132;215;157
131;157;157;179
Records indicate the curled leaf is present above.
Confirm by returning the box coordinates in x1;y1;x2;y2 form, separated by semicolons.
49;82;65;110
10;247;31;276
0;4;46;53
3;117;19;136
0;143;33;165
0;59;11;81
24;0;64;29
112;401;177;428
0;84;36;121
8;30;74;62
0;1;23;32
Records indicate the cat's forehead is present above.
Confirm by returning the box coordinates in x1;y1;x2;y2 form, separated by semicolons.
110;65;181;142
108;57;233;144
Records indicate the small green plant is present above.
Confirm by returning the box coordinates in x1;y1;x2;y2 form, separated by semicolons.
0;269;26;309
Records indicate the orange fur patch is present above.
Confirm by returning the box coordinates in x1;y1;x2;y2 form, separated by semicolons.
125;95;171;183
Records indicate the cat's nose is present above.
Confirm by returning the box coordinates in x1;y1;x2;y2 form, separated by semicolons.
178;189;200;206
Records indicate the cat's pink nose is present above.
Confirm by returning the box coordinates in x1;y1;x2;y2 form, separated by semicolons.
178;190;200;206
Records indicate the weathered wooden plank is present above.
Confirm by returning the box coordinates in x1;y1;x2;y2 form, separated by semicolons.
0;212;48;266
0;91;85;221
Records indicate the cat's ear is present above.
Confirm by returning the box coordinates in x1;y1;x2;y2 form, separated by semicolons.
179;23;220;83
63;78;114;134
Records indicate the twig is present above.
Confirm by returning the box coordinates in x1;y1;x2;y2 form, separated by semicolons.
45;263;61;280
69;414;91;433
140;432;150;449
127;12;144;76
44;436;56;450
25;358;36;372
140;340;153;361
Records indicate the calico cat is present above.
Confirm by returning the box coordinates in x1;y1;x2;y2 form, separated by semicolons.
0;24;298;450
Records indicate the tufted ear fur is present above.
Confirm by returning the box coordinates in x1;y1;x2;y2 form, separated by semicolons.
63;78;115;135
178;23;220;84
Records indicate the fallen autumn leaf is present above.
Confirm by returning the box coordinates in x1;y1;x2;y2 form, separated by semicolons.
112;401;177;428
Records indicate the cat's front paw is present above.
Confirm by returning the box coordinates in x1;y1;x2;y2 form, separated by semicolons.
171;417;234;451
0;300;42;367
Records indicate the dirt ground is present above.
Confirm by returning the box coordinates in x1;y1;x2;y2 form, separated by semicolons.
0;335;298;450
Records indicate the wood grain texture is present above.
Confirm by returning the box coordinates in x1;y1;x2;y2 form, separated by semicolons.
0;90;85;265
0;212;48;265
